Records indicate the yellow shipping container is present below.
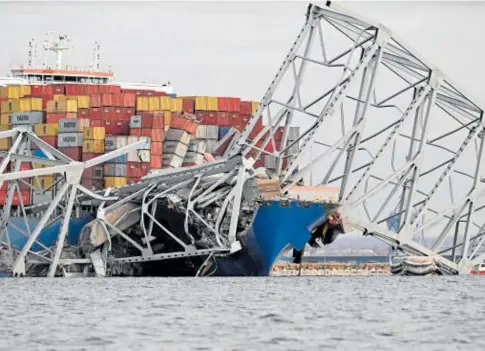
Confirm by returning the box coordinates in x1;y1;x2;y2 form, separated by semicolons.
105;177;127;188
33;163;49;169
160;96;172;110
194;96;207;111
19;85;31;98
76;95;90;109
1;99;21;113
164;110;172;127
53;95;67;101
33;176;55;189
30;97;43;111
19;98;32;112
34;123;59;137
136;96;149;111
1;86;20;99
0;125;10;150
207;97;218;111
66;99;78;113
83;127;105;140
148;96;160;111
83;139;105;153
171;98;183;113
1;113;11;125
251;101;260;115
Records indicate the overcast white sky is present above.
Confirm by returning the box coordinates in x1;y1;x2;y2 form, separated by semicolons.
0;1;484;102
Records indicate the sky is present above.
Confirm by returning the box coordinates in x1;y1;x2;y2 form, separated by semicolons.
0;1;484;102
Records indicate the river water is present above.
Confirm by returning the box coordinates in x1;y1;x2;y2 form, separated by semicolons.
1;276;484;350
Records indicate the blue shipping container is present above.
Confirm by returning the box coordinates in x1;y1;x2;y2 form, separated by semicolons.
105;154;127;164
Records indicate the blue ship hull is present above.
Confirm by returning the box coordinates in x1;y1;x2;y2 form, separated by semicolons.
1;200;338;276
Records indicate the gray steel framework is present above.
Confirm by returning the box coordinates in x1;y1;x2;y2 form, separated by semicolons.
1;2;484;276
229;2;485;273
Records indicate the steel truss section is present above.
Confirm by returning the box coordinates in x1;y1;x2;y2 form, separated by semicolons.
0;126;148;277
229;2;485;273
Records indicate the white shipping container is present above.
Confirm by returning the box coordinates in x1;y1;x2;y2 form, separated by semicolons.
139;137;151;150
183;151;204;165
162;154;184;168
58;132;83;147
206;126;219;140
205;139;219;153
195;125;207;139
11;112;44;125
127;150;139;162
264;155;277;169
138;150;151;163
286;185;339;203
163;141;189;158
165;129;192;145
105;136;128;151
58;118;90;133
187;140;207;154
32;190;53;204
104;164;126;177
130;115;142;129
289;126;300;141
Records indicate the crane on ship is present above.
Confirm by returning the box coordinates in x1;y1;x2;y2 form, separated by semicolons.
1;2;485;277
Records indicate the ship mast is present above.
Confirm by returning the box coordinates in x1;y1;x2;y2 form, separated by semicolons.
43;31;71;70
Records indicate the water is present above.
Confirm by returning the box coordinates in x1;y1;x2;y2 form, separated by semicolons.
1;276;484;350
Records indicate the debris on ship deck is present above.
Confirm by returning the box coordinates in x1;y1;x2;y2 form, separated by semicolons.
271;261;391;276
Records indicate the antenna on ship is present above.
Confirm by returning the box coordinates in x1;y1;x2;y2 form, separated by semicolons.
43;31;72;70
95;41;101;70
28;38;36;67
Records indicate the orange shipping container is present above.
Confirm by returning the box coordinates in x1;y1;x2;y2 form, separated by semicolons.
122;93;136;107
90;94;101;107
153;113;164;129
150;155;162;169
151;128;164;142
151;142;163;156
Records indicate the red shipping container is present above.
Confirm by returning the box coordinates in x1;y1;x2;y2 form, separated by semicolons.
151;142;163;156
101;93;113;106
170;115;198;134
30;85;43;97
228;97;241;112
140;163;149;177
81;178;104;190
154;91;166;97
0;180;28;192
150;155;162;169
89;107;101;119
130;128;142;137
229;113;242;126
85;85;99;95
46;113;74;124
182;98;195;113
90;94;101;108
9;162;32;172
104;121;130;136
240;101;252;115
78;109;90;118
0;182;6;191
77;84;88;95
59;147;82;161
274;126;284;141
101;107;114;120
103;121;116;135
151;128;164;142
141;114;153;128
122;93;136;107
40;136;57;148
126;163;139;178
195;111;208;124
153;113;164;128
65;84;79;95
218;97;230;112
0;191;5;205
99;85;121;94
122;108;135;121
52;85;65;94
216;112;230;126
11;191;31;206
90;119;103;127
144;90;155;97
206;112;217;125
140;129;152;138
113;107;123;121
234;123;245;133
241;114;251;125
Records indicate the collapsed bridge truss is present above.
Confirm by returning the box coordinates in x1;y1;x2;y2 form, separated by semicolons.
1;2;484;276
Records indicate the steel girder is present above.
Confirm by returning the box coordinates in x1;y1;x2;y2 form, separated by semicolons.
229;2;485;273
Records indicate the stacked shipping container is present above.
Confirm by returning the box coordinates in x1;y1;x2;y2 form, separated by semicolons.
0;83;296;206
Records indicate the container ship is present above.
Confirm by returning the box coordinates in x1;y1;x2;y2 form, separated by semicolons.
0;32;346;277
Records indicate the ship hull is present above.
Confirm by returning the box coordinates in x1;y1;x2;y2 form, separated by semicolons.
1;201;340;277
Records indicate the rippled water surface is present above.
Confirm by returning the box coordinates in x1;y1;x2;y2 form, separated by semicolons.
1;276;484;350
